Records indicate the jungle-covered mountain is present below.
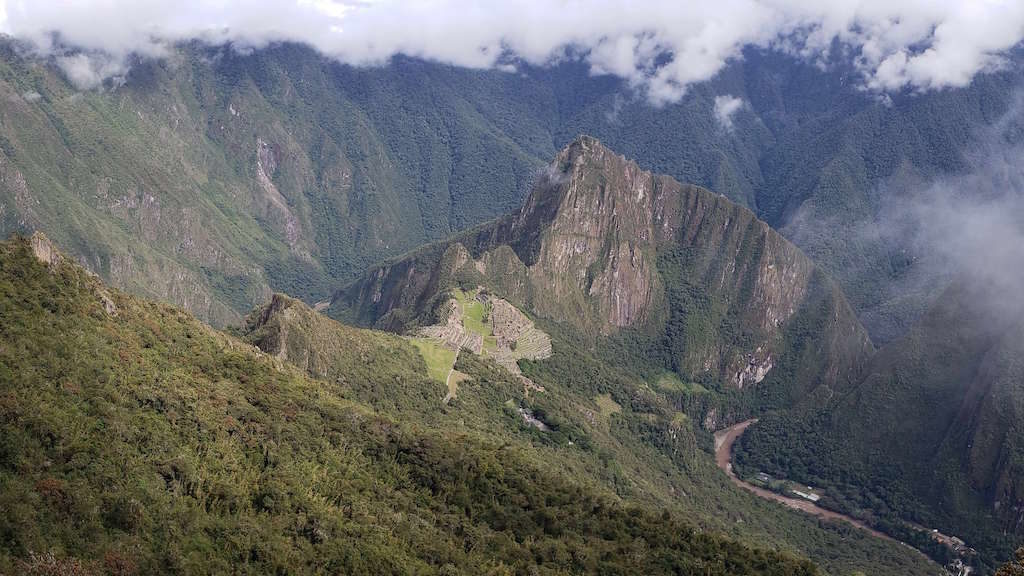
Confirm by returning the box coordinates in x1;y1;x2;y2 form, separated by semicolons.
331;135;1024;571
332;136;873;417
0;231;838;575
735;276;1024;571
0;231;943;575
1;37;1021;342
239;244;939;576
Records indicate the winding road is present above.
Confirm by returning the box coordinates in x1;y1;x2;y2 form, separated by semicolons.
713;419;895;542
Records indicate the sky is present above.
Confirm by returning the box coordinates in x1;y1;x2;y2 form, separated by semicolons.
1;0;1023;99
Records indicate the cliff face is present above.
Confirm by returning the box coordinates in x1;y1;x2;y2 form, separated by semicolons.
333;137;872;394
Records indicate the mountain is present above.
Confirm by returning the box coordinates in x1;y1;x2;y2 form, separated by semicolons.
0;232;844;575
2;39;1021;343
0;41;552;325
332;137;873;414
734;279;1024;570
247;245;941;576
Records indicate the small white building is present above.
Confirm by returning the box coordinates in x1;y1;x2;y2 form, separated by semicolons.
791;489;821;503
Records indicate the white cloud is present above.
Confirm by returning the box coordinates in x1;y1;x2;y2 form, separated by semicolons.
713;95;746;130
4;0;1024;100
55;53;129;90
0;0;8;35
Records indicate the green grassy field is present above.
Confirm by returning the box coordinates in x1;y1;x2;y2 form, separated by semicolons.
654;372;708;394
454;288;492;336
594;393;622;420
410;337;458;383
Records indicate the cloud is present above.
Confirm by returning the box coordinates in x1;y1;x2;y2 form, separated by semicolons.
55;53;129;90
785;95;1024;338
888;140;1024;322
3;1;1024;100
713;95;746;130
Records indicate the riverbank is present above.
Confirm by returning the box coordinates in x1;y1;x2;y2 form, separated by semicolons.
714;419;895;542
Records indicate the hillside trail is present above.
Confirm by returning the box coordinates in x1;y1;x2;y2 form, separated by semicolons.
443;351;458;404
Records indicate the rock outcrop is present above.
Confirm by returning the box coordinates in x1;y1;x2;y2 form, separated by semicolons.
332;137;872;396
29;232;117;316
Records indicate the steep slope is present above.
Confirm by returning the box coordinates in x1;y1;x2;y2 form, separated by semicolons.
735;280;1024;571
250;272;938;576
0;41;550;325
0;232;838;576
2;39;1021;340
240;292;450;413
333;137;872;409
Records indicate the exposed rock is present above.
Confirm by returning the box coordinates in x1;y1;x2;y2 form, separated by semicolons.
255;137;302;250
29;232;118;316
30;232;62;268
334;137;872;397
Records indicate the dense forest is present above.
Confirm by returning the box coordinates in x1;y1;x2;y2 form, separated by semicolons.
0;234;832;575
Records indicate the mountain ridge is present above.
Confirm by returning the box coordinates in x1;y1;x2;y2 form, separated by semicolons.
0;231;839;575
3;40;1021;342
332;136;872;408
735;277;1024;570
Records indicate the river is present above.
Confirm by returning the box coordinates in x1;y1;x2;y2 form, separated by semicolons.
714;419;898;542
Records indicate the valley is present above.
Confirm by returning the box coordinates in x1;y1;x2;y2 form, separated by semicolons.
1;7;1023;572
715;420;905;545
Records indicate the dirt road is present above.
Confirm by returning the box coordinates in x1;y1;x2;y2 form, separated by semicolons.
714;419;896;542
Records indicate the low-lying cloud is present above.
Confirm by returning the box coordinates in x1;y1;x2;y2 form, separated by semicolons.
785;95;1024;338
2;1;1024;98
54;53;129;90
713;95;746;131
882;142;1024;323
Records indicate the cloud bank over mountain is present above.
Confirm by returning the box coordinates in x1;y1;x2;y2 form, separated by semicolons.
2;0;1023;99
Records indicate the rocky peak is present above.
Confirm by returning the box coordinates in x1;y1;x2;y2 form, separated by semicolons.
502;136;675;331
333;138;872;393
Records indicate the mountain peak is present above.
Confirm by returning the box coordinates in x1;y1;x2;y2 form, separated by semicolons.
334;141;871;394
561;134;607;157
551;134;627;180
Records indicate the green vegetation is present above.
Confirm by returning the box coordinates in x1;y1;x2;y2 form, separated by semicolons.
654;372;708;394
733;283;1024;571
252;239;937;575
2;34;1019;574
329;140;947;574
1;234;832;575
410;338;458;384
594;394;622;420
454;288;492;338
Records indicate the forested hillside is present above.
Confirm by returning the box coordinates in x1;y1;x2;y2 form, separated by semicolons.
0;232;850;575
735;280;1024;571
247;242;939;576
1;39;1019;341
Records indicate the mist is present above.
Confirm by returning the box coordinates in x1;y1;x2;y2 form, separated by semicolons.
2;1;1024;101
889;141;1024;323
785;96;1024;338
